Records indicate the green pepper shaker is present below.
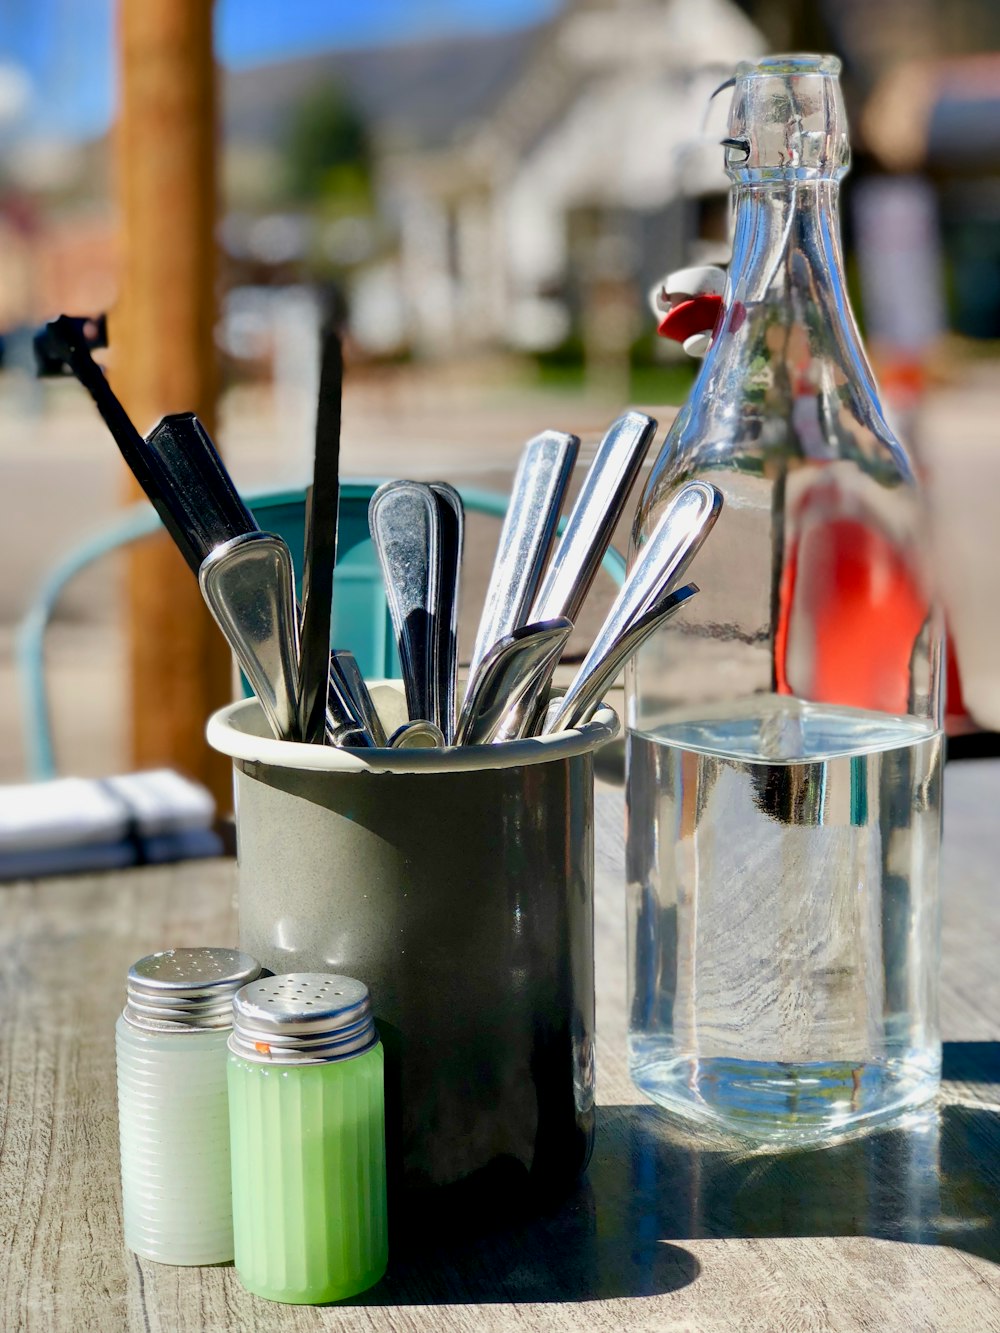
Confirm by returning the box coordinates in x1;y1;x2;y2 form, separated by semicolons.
227;973;388;1303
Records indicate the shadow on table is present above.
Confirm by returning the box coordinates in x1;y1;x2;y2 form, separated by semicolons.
592;1102;1000;1264
349;1042;997;1306
942;1040;1000;1084
360;1161;701;1305
584;1040;1000;1268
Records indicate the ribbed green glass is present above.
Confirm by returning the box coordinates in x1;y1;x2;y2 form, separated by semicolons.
227;1043;387;1303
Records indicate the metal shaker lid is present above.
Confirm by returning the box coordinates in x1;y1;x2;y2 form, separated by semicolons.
229;973;377;1064
124;947;262;1031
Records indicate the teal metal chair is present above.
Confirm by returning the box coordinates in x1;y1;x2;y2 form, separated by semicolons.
17;482;627;779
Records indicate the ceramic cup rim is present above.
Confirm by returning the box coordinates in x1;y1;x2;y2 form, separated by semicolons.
207;688;619;775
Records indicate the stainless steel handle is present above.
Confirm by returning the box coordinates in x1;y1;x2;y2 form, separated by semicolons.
456;618;573;746
542;480;722;734
466;430;578;691
198;532;301;741
530;410;657;625
543;586;698;734
388;720;447;749
429;482;464;744
328;650;384;747
369;481;441;727
616;480;720;626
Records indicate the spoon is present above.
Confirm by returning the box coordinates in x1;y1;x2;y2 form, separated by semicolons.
540;479;721;734
198;532;301;741
456;618;574;746
542;584;698;734
466;430;578;690
529;410;657;625
388;720;447;749
369;481;441;728
429;482;464;744
329;649;386;748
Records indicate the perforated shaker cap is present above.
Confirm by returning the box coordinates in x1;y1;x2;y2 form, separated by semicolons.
229;973;377;1065
124;948;262;1031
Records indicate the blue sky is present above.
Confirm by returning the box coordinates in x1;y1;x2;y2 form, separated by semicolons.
0;0;558;141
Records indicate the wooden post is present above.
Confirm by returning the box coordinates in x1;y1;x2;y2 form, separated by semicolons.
114;0;232;805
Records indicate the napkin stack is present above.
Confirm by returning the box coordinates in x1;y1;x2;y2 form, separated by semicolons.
0;769;222;881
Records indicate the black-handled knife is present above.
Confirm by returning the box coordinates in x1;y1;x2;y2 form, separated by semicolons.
298;323;344;744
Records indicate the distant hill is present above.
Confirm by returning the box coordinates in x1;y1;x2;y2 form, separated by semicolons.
222;27;541;154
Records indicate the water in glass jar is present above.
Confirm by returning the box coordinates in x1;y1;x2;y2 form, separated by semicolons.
626;698;942;1144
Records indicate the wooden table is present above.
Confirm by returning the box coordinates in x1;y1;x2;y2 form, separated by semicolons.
3;764;1000;1332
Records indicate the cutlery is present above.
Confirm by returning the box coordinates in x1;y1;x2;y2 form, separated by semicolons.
619;480;721;623
542;584;698;734
36;317;260;573
330;650;386;748
541;478;721;734
143;413;260;570
429;483;464;744
298;324;344;744
456;618;573;746
198;533;301;741
321;656;375;747
529;410;657;625
388;720;447;749
465;430;578;691
369;481;441;728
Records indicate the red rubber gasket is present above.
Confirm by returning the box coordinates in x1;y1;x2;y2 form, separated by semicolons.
656;294;724;342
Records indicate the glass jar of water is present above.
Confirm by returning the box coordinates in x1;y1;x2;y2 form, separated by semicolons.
626;55;943;1143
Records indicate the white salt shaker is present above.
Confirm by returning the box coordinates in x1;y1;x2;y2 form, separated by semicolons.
115;947;261;1264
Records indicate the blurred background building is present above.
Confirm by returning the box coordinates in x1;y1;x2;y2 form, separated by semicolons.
0;0;999;783
3;0;1000;390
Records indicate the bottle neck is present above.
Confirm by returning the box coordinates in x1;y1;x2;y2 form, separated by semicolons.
659;174;914;484
723;178;882;408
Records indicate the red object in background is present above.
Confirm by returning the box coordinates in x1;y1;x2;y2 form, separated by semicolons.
656;287;953;729
776;502;929;717
875;354;971;733
657;295;724;343
945;639;968;729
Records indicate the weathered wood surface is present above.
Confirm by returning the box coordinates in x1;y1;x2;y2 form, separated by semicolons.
3;764;1000;1331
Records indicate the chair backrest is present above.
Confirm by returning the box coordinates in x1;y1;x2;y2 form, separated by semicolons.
17;482;627;779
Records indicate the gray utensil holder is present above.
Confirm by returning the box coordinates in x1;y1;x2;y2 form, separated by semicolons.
207;687;617;1206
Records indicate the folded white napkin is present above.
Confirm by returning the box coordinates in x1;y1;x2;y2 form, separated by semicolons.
0;778;129;854
0;769;216;855
103;769;215;837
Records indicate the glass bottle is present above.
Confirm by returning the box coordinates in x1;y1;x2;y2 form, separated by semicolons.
227;973;388;1304
116;947;262;1263
626;55;944;1143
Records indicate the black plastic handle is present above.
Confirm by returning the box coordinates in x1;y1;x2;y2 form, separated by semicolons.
34;316;258;575
145;413;258;573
